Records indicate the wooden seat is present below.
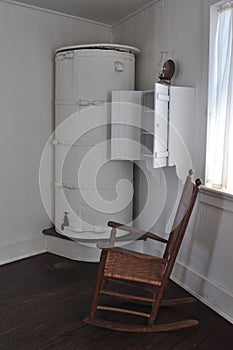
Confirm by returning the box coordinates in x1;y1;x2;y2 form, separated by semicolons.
85;170;202;332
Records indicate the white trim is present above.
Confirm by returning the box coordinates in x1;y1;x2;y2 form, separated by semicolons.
199;186;233;212
55;43;140;54
143;242;233;324
0;0;111;28
112;0;160;29
200;185;233;201
0;235;46;266
171;259;233;324
46;235;144;262
46;235;101;262
172;276;233;324
174;258;233;298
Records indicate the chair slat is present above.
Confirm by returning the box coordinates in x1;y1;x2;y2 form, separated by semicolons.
100;290;155;303
97;305;151;318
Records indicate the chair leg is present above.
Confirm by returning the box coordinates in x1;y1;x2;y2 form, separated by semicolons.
90;250;108;319
148;287;165;326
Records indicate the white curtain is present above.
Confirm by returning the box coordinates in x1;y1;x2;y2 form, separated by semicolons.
206;6;233;192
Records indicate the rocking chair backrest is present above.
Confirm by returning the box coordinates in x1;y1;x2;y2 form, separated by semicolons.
163;170;201;263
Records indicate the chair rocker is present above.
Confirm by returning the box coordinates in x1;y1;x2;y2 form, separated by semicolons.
85;170;202;332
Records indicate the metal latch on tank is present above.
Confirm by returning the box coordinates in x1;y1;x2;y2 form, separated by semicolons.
54;182;78;190
53;139;71;146
75;99;105;107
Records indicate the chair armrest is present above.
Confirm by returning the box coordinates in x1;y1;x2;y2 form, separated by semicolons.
108;221;168;244
144;232;168;243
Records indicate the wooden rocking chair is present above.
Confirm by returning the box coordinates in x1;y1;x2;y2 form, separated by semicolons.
85;170;201;332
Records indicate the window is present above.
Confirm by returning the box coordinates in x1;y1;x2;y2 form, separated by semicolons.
206;2;233;193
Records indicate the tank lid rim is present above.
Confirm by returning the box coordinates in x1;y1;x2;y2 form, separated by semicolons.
55;43;140;55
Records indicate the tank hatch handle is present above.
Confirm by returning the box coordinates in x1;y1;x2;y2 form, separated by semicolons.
114;61;124;72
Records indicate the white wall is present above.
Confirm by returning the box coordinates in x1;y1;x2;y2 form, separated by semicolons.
0;0;111;264
113;0;209;177
113;1;161;91
113;0;233;323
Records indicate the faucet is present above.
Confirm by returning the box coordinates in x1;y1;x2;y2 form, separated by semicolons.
61;211;70;230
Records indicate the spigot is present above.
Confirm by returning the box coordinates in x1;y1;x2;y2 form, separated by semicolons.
61;211;70;230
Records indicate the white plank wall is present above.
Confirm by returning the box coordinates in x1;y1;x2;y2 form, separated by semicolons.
0;0;111;264
113;0;233;323
113;1;161;91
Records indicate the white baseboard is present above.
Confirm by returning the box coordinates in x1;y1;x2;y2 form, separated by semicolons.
171;259;233;324
0;235;47;265
46;236;101;262
142;241;233;324
45;236;145;262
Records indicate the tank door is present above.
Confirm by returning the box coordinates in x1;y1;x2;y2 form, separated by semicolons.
111;91;142;160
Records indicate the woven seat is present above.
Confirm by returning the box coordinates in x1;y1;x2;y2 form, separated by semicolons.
104;248;168;285
85;170;201;332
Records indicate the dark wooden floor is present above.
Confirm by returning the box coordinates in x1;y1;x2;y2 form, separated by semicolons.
0;253;232;350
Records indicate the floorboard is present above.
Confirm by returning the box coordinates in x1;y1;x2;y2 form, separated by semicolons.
0;253;232;350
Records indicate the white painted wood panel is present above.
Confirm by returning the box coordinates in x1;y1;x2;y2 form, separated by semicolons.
111;91;142;160
0;0;111;264
168;86;195;179
153;83;169;168
55;53;75;102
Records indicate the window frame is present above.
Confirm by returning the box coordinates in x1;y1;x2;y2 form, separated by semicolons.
205;0;233;194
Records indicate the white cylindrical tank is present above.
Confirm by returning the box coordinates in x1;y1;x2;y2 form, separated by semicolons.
54;44;139;243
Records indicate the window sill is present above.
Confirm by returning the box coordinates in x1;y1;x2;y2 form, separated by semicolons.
199;185;233;212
